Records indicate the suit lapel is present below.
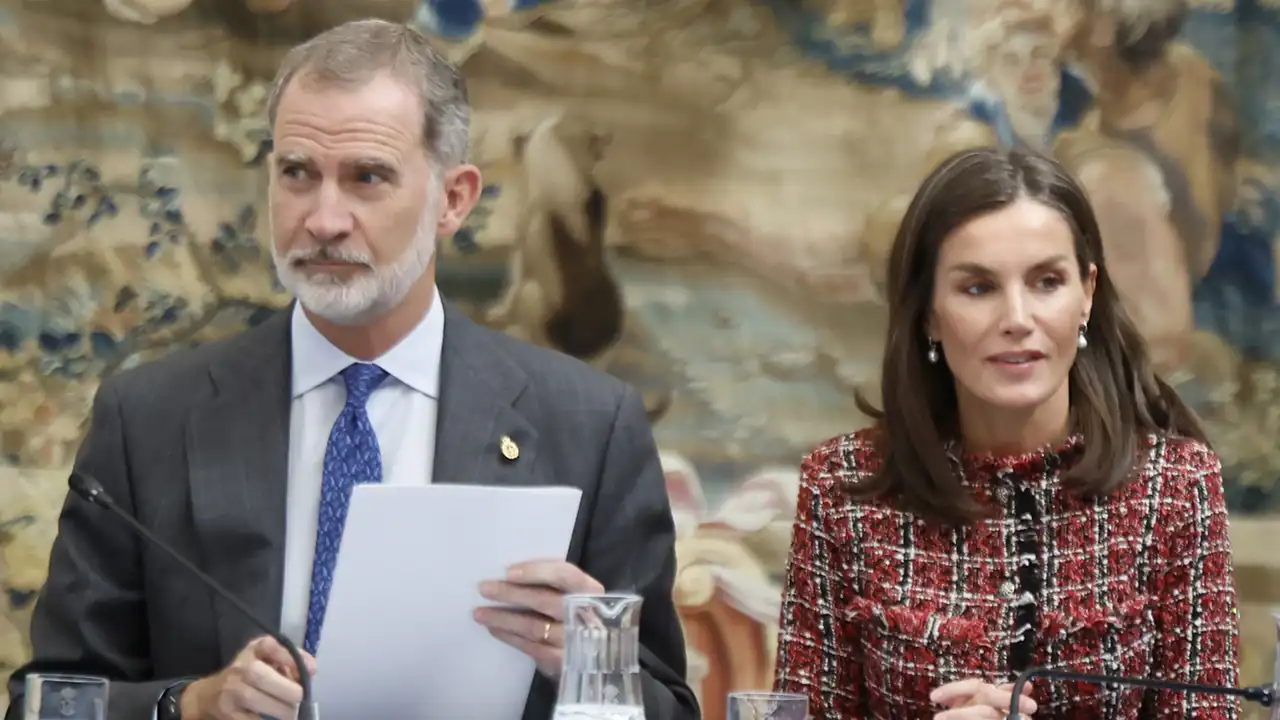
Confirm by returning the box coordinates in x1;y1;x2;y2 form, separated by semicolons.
187;309;293;663
433;302;540;488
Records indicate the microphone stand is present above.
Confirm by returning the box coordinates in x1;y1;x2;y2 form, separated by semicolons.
1008;666;1274;719
69;472;318;720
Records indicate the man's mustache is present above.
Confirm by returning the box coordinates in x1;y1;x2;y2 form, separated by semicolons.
286;245;374;268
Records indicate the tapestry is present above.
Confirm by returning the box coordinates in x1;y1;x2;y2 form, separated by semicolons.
1;0;1277;716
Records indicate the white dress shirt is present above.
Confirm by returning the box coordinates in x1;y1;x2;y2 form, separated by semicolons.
278;286;445;646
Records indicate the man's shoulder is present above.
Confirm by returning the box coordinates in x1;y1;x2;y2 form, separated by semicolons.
103;309;285;399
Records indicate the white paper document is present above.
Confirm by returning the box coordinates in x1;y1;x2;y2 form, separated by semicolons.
312;483;583;719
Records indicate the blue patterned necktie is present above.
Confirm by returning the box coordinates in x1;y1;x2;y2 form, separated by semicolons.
303;362;389;655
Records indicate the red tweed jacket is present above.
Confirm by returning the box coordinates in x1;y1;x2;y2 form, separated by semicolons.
773;428;1241;719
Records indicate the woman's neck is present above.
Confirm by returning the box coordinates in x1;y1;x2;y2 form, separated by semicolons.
955;388;1072;457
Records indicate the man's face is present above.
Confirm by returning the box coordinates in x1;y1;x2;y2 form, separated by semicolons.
267;71;441;325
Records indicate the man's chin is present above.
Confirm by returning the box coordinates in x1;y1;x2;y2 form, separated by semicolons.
286;282;377;323
299;300;383;326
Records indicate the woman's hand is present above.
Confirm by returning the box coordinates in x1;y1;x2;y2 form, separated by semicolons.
931;678;1037;719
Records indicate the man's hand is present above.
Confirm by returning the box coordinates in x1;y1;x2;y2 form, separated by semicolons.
180;635;317;719
931;679;1037;719
473;559;605;679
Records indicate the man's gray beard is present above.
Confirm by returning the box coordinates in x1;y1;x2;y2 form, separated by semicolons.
271;201;439;326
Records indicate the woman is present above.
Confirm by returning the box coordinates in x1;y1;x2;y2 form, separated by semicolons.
773;147;1240;719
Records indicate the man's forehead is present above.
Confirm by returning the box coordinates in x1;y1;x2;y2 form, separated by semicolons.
271;80;424;163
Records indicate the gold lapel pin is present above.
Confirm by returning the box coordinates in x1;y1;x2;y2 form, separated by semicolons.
500;435;519;461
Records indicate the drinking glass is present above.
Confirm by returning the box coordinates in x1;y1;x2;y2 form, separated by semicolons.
726;691;808;720
22;674;108;720
552;592;645;720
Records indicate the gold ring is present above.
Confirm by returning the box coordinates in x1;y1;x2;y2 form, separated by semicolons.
542;621;552;643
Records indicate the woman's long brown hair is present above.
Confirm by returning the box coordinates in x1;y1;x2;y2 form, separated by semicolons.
852;146;1209;525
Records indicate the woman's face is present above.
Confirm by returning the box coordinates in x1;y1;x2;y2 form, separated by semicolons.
928;198;1096;421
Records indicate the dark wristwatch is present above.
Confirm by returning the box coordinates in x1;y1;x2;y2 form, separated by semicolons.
158;681;190;720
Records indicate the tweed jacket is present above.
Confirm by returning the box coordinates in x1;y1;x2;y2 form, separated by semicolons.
774;428;1240;719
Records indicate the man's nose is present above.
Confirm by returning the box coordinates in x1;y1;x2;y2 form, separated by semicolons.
304;184;355;242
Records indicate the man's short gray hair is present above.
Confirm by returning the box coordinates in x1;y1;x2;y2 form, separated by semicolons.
266;19;470;169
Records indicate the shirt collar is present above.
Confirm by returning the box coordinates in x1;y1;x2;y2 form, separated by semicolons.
290;285;445;399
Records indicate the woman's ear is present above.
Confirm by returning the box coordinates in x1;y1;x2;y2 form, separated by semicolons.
1082;262;1097;321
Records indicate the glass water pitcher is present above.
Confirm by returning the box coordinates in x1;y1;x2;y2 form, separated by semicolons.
552;592;645;720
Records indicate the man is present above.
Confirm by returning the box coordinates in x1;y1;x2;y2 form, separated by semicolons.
4;19;697;720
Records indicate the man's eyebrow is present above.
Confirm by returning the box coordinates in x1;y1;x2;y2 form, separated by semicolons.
270;154;401;180
348;158;398;176
274;151;310;167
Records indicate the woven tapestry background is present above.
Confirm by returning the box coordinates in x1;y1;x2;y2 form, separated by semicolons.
2;0;1278;716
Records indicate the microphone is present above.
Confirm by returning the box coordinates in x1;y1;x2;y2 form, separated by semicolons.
1007;666;1274;719
69;472;317;720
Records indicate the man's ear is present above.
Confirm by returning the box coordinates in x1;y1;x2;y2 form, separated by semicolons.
435;163;484;238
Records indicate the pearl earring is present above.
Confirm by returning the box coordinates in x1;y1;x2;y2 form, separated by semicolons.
1078;324;1088;349
926;339;940;363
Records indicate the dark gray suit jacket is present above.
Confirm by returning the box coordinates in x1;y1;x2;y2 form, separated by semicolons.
4;301;698;720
